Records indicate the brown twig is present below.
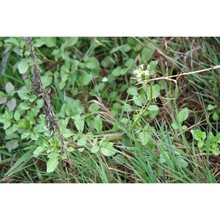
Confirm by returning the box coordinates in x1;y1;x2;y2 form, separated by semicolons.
27;37;75;171
145;65;220;83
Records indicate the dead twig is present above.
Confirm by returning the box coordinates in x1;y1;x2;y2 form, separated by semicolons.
27;37;75;171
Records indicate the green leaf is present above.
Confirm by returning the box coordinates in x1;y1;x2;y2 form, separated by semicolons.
17;90;29;100
178;108;189;123
176;156;188;168
89;103;100;113
6;98;16;111
139;131;151;145
133;94;146;106
21;131;31;139
94;115;103;133
0;91;7;104
4;38;19;46
33;146;46;157
91;145;100;154
192;129;206;141
3;121;11;130
198;140;204;149
212;112;219;121
125;58;134;69
35;37;57;48
41;74;53;87
78;72;93;86
85;57;99;69
5;82;15;93
46;157;59;173
5;140;19;152
61;37;78;50
110;44;131;53
148;61;158;75
37;99;44;108
146;84;160;99
74;115;84;132
127;87;139;96
207;104;215;111
14;110;21;121
77;137;87;146
100;142;116;157
112;66;127;76
18;59;29;74
147;105;159;118
19;102;31;110
101;56;115;68
141;46;155;63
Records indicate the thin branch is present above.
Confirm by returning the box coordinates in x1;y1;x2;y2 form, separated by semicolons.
145;65;220;83
27;37;75;171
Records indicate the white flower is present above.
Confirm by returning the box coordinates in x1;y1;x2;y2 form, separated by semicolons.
102;77;108;82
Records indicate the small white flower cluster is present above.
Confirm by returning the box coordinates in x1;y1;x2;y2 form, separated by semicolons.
133;64;150;82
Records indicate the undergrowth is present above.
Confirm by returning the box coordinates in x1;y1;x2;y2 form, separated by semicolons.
0;37;219;183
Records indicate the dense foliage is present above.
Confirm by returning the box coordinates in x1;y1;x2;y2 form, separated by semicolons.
0;37;220;183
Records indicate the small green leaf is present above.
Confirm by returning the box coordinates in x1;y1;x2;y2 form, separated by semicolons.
19;102;31;110
94;115;103;133
112;66;127;76
192;129;206;141
77;137;87;146
18;59;29;74
61;37;78;50
41;74;53;87
46;157;59;173
17;90;29;100
127;87;139;96
139;131;151;145
198;140;204;149
212;112;219;121
146;84;160;99
100;142;116;157
125;58;134;69
5;82;15;93
6;98;16;111
0;91;7;104
78;72;93;86
74;115;84;132
4;38;19;46
89;103;100;113
147;105;159;118
33;146;46;157
176;156;188;168
133;94;146;106
3;121;11;130
85;57;99;69
91;145;100;154
148;61;158;75
207;104;215;111
21;131;31;139
178;108;189;123
5;140;19;152
141;46;155;63
37;99;44;108
14;110;21;121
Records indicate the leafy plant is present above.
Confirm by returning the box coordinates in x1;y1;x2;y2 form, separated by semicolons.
191;129;220;155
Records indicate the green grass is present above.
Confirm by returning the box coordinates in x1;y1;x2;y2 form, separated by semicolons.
0;37;219;183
